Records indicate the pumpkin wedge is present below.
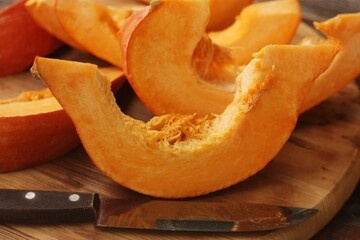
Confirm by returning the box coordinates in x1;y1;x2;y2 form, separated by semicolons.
0;0;61;76
120;0;355;115
119;0;230;115
0;67;125;172
33;43;337;198
120;0;302;115
136;0;253;31
25;0;85;50
208;0;301;65
54;0;142;67
300;13;360;113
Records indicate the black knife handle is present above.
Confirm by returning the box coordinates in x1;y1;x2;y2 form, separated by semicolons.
0;189;99;224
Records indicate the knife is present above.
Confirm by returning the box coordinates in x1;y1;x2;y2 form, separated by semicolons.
0;189;317;232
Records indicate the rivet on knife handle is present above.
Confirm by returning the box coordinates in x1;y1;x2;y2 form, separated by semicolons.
0;189;99;224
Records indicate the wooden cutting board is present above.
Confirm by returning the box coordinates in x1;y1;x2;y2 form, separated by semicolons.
0;24;359;239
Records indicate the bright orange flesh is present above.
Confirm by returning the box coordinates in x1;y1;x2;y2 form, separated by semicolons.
33;42;337;198
120;0;302;115
136;0;253;31
55;0;140;66
25;0;85;50
209;0;301;65
300;13;360;112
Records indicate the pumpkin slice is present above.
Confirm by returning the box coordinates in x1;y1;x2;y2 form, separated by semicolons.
208;0;301;65
0;0;62;76
54;0;142;67
33;43;337;198
0;67;125;173
120;0;303;115
25;0;85;50
120;0;355;116
300;13;360;112
137;0;253;31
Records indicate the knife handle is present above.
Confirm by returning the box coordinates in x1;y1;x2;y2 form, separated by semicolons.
0;189;99;224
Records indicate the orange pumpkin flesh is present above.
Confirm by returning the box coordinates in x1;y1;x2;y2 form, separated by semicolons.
33;42;337;198
121;1;357;116
120;0;304;115
0;0;62;76
54;0;143;67
0;67;125;172
208;0;301;66
120;1;230;115
300;13;360;113
136;0;253;31
207;0;253;31
25;0;85;50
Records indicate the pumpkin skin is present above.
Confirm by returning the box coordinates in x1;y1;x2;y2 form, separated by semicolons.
300;13;360;113
0;67;125;172
0;0;62;76
119;0;302;115
33;42;337;198
136;0;253;31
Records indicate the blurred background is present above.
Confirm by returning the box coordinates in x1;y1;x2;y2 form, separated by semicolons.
299;0;360;21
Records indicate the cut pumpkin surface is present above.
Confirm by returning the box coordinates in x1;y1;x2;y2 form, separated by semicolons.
54;0;141;67
119;0;300;115
25;0;85;50
0;67;125;173
33;43;337;198
119;0;235;115
208;0;301;65
120;0;356;115
300;13;360;113
26;0;143;66
136;0;253;31
207;0;253;31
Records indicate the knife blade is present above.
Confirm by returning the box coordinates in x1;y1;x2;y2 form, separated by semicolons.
0;189;317;232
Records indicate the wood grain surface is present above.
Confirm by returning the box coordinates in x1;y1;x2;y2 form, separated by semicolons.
313;183;360;240
0;14;359;240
